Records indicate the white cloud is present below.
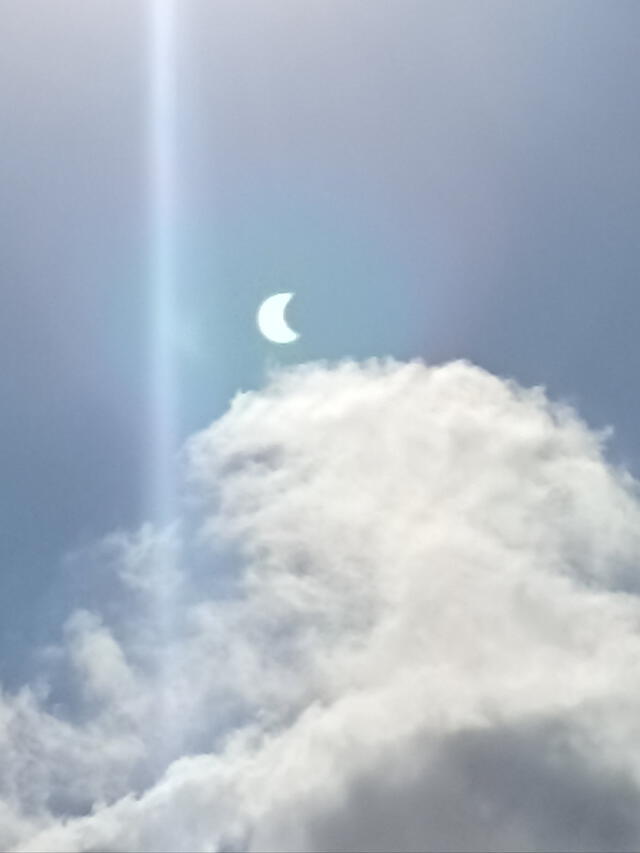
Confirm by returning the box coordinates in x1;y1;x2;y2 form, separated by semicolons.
4;358;640;851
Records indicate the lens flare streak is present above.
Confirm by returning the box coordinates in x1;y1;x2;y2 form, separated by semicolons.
149;0;177;525
147;0;181;761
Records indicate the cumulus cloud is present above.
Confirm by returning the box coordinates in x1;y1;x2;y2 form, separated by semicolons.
3;358;640;851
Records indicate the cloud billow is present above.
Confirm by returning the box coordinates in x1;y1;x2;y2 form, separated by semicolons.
4;359;640;852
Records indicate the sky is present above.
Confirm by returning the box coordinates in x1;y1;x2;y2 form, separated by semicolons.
2;1;640;850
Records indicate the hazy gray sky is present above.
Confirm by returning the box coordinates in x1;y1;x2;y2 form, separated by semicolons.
3;1;640;645
2;2;640;850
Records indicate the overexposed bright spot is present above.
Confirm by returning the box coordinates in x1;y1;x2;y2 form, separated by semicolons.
257;292;299;344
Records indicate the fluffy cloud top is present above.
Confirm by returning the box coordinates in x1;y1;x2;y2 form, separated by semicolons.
3;359;640;851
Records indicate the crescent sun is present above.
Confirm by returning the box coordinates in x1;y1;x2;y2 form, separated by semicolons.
256;292;300;344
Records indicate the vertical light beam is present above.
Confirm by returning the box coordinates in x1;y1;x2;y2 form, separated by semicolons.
149;0;177;525
148;0;181;763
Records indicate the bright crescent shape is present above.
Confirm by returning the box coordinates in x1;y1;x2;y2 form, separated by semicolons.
256;292;299;344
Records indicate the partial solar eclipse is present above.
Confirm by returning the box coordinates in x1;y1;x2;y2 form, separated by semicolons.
257;292;299;344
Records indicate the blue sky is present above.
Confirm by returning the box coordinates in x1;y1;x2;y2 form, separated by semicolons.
2;3;640;848
3;0;640;673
